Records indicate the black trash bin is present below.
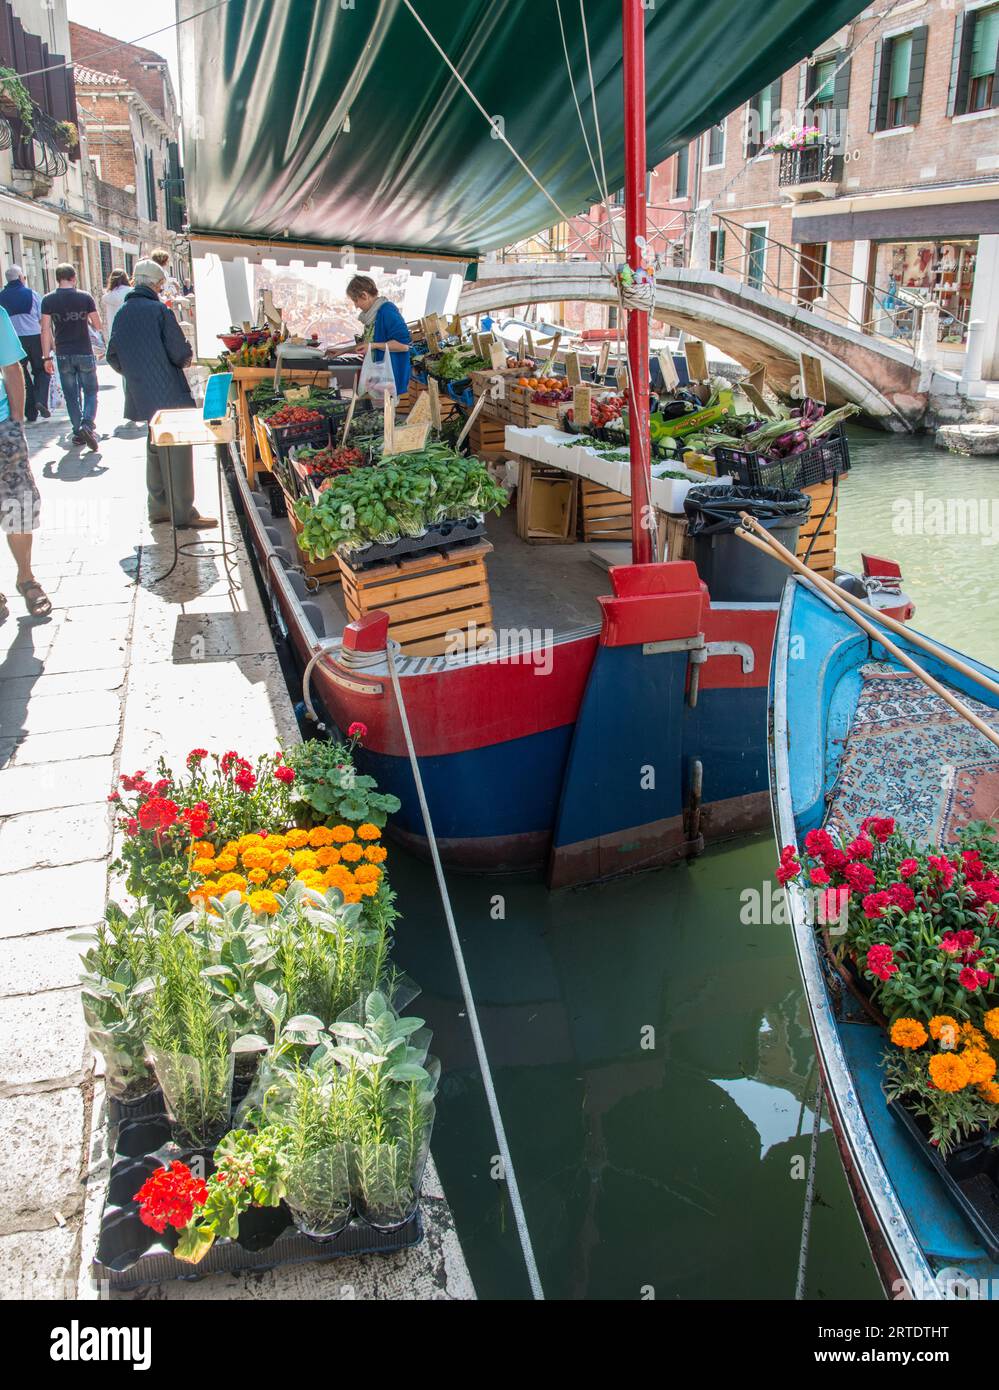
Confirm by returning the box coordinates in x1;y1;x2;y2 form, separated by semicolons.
684;485;811;602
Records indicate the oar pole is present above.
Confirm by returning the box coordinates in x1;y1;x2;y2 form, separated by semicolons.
623;0;652;564
735;523;999;754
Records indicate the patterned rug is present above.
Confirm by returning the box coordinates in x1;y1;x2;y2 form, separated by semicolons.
826;662;999;845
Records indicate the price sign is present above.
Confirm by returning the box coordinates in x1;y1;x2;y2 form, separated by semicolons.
572;385;592;425
383;418;431;455
800;352;827;403
449;314;462;337
616;365;629;394
597;341;610;378
565;351;582;386
383;391;395;452
526;330;535;357
489;339;507;370
408;390;431;425
656;351;679;391
427;327;443;352
684;339;709;384
427;376;442;430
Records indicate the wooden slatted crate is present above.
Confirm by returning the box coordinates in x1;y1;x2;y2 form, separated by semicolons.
581;478;631;542
337;540;494;656
470;369;530;426
467;415;508;460
515;458;578;543
797;479;839;577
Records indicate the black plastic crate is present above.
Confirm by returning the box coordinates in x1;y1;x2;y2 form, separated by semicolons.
93;1104;425;1289
713;423;850;491
340;517;487;570
262;415;334;460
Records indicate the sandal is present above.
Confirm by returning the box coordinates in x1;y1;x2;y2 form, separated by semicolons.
16;579;52;617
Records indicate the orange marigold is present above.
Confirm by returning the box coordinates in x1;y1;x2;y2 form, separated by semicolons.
188;888;212;907
977;1079;999;1104
928;1015;959;1046
248;890;279;915
357;823;381;841
889;1018;928;1050
960;1023;988;1051
308;826;334;847
238;833;266;852
241;846;272;871
358;880;378;898
285;828;310;849
331;824;355;843
364;844;388;864
353;863;382;884
269;850;292;872
192;856;216;876
323;865;353;891
928;1052;971;1093
271;878;288;892
342;885;363;903
297;869;324;888
266;833;288;852
316;846;341;867
191;840;216;859
339;842;363;863
247;868;268;885
214;854;238;873
216;872;248;894
292;849;319;872
984;1009;999;1041
961;1047;997;1085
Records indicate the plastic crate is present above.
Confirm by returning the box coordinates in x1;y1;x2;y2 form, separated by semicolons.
713;423;850;491
446;379;475;409
262;415;333;459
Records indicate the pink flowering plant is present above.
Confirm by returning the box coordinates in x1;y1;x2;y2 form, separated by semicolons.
763;124;821;153
776;819;999;1024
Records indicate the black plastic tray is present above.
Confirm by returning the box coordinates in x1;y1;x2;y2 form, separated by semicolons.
94;1103;424;1288
888;1097;999;1260
340;516;487;570
713;423;850;491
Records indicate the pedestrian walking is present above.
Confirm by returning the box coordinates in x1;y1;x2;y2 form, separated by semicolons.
0;265;49;422
40;264;104;451
101;268;131;341
106;259;216;531
0;302;50;622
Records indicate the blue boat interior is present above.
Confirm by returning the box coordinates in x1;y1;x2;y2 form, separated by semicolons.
782;580;999;1293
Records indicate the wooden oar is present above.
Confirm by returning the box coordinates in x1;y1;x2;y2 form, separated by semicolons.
734;521;999;755
738;511;999;703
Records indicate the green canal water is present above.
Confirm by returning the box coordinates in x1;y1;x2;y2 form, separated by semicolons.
389;427;998;1300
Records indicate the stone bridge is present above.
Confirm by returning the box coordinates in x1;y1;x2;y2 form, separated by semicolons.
460;262;950;429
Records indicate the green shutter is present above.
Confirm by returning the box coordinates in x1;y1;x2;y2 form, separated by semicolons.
905;26;929;125
869;37;886;130
812;58;836;102
889;35;913;99
971;5;999;76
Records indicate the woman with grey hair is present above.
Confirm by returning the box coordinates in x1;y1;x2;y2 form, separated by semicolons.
106;259;216;529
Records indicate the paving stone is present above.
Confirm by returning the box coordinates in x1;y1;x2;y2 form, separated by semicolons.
0;861;107;938
0;990;87;1091
11;725;120;767
0;931;85;997
0;802;112;872
0;1090;85;1238
10;640;127;676
0;690;121;738
0;1223;79;1297
0;756;114;815
0;667;125;702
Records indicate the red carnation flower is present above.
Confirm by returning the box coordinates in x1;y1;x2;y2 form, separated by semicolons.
887;882;916;912
810;867;831;886
865;943;898;981
959;966;983;991
186;748;208;768
804;828;834;857
844;862;876;892
347;721;368;741
862;891;892;920
861;816;896;844
821;847;849;872
846;835;874;861
235;769;257;794
898;858;919;879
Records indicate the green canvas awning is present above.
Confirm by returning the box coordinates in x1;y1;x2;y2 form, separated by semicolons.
179;0;864;259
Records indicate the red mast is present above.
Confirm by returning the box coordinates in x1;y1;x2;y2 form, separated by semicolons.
622;0;652;564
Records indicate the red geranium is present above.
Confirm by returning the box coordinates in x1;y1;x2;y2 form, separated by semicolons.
135;1161;207;1233
347;721;368;741
273;765;295;784
137;796;180;833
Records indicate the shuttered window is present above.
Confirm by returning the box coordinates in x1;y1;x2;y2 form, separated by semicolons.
873;28;928;129
746;77;781;156
707;121;725;167
811;59;836;104
674;144;689;197
969;4;999;111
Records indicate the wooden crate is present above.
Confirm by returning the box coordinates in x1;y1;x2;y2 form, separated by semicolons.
797;479;839;577
467;415;507;460
338;540;494;656
515;457;578;544
469;369;530;426
252;413;277;475
581;478;631;542
507;384;567;429
661;512;693;563
287;503;342;584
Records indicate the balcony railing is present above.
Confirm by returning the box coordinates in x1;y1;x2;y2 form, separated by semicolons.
777;142;839;190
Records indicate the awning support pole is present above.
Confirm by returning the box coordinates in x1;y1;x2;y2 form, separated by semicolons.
623;0;652;565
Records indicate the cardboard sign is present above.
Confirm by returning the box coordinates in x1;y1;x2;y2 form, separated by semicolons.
455;390;488;449
261;289;281;329
408;390;431;425
339;383;358;445
526;330;535;357
572;385;592;425
597;341;610;378
383;418;431;456
656;351;679;391
518;333;528;361
449;314;462;337
472;332;487;359
800;352;827;403
565;351;582;387
383;391;395;452
427;376;442;430
489;339;507;370
616;364;629;394
684;339;708;383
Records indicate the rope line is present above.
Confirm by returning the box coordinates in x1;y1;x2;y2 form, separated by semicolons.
794;1076;824;1300
385;640;546;1302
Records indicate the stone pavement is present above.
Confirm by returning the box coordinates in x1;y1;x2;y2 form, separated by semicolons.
0;367;473;1301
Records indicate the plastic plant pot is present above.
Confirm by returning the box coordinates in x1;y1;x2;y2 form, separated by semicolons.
107;1086;165;1126
146;1047;235;1151
107;1155;163;1209
284;1146;354;1243
96;1208;176;1273
235;1202;290;1253
115;1116;172;1159
353;1113;434;1233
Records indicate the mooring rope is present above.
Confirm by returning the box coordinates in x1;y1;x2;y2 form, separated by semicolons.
385;640;546;1301
795;1076;824;1299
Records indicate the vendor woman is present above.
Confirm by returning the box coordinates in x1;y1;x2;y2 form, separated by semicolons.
345;274;411;397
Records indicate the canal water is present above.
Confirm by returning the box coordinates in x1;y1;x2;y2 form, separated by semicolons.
388;426;998;1300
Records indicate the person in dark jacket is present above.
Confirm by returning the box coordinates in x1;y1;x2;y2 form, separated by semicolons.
106;259;216;529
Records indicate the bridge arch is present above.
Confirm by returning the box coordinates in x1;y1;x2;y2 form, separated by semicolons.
460;263;935;428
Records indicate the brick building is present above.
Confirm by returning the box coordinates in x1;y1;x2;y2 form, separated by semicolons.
70;21;186;285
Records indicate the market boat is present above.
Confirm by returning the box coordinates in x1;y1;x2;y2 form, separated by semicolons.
770;577;999;1299
181;0;892;887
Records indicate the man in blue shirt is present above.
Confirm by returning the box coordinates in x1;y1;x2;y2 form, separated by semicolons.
0;266;48;421
0;303;49;621
40;263;104;452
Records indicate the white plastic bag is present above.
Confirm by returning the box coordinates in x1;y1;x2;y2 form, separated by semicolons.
47;367;65;414
357;343;396;401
